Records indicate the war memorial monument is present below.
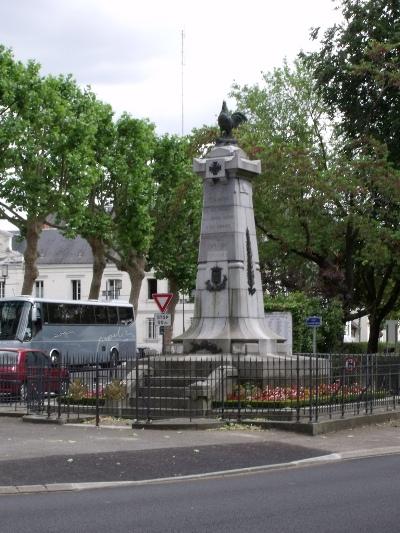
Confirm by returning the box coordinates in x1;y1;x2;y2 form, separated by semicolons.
173;101;286;358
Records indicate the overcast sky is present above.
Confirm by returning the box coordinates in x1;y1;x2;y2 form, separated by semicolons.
0;0;342;136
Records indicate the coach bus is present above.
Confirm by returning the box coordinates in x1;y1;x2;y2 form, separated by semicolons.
0;297;136;366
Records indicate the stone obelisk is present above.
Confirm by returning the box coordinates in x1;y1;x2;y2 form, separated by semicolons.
173;102;284;356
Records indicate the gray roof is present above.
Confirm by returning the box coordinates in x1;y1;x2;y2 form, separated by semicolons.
12;229;94;265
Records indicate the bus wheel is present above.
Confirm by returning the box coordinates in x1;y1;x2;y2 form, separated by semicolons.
109;348;119;377
50;350;60;367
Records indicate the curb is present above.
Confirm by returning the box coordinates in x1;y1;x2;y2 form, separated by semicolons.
1;447;400;495
3;408;400;434
132;418;225;431
240;409;400;435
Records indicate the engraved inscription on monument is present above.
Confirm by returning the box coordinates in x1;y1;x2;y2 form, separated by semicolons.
202;209;235;234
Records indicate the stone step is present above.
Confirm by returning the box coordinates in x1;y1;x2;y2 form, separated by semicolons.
135;360;222;376
135;385;194;397
142;375;210;388
129;396;196;410
131;407;208;419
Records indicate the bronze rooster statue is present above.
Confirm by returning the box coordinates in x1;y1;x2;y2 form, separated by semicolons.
217;100;247;141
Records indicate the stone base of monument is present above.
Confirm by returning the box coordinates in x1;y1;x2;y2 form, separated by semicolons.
126;354;329;419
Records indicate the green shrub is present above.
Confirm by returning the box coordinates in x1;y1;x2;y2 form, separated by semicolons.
103;380;127;401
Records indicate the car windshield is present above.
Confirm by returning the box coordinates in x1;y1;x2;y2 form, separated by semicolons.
0;351;18;364
0;301;25;340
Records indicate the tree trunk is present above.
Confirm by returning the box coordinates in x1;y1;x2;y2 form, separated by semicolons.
367;315;382;353
87;237;107;300
164;278;180;346
104;249;146;318
126;255;146;316
21;219;43;295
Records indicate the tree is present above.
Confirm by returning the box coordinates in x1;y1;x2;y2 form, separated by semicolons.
231;56;400;352
148;135;202;343
0;47;102;295
71;100;116;300
104;114;156;313
311;0;400;165
309;0;400;351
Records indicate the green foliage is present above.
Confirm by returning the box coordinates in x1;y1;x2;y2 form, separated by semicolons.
264;292;344;353
68;379;89;401
341;342;398;354
103;380;127;401
148;134;202;294
311;0;400;166
110;114;156;256
307;0;400;351
231;54;400;352
0;46;113;293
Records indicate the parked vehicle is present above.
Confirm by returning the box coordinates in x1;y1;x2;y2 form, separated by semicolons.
0;348;69;400
0;297;136;366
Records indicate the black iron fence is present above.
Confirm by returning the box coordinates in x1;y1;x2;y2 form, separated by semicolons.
1;352;400;425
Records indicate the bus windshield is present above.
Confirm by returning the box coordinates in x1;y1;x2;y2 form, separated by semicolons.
0;301;26;340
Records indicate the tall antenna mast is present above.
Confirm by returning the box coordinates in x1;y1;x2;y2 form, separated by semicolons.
181;29;185;136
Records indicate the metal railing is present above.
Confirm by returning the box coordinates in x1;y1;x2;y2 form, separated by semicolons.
1;352;399;425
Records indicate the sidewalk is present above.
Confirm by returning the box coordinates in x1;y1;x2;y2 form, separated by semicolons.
1;412;400;493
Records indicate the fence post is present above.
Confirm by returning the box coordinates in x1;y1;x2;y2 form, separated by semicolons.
309;353;313;422
296;353;300;422
341;364;345;418
47;373;51;419
95;351;100;427
315;352;319;422
365;354;369;415
220;354;225;420
57;364;62;420
237;353;241;423
146;352;151;422
135;356;139;421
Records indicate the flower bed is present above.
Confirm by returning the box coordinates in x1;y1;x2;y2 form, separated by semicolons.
212;382;386;409
58;378;127;406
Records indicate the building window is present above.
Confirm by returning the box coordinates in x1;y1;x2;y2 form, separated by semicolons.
35;281;44;298
146;317;158;341
147;278;158;300
104;279;122;300
72;280;81;300
0;280;4;298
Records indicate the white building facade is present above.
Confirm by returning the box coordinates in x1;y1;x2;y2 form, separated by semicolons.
0;228;194;354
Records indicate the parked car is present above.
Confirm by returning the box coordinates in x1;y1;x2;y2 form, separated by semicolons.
0;348;69;400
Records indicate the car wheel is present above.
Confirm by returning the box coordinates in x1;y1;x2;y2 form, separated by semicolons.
50;350;60;367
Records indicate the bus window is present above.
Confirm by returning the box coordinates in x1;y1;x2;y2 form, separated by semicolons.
118;306;134;325
81;305;95;324
108;306;118;324
29;304;42;338
0;301;25;340
94;306;108;324
47;303;64;324
64;304;81;324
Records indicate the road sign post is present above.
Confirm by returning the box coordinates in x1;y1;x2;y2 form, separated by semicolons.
152;294;174;354
305;316;322;355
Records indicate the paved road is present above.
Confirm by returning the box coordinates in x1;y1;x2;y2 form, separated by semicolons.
1;454;399;532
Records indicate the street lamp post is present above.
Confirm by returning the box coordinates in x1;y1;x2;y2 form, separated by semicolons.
1;264;8;298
